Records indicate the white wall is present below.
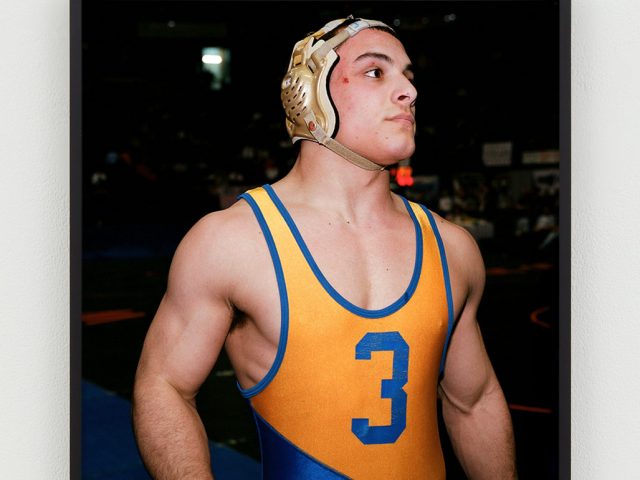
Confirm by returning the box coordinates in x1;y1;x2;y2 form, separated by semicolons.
0;0;70;478
571;0;640;477
0;0;638;477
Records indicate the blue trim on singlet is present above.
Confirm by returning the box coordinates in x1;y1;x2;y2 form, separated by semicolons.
262;184;423;319
253;410;350;479
419;205;455;375
236;193;290;399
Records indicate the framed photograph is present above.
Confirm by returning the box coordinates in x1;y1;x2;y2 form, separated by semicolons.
72;1;569;478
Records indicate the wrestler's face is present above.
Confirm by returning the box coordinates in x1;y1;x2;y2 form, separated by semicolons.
329;29;417;166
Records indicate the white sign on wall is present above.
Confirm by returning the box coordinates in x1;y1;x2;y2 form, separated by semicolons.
482;141;513;166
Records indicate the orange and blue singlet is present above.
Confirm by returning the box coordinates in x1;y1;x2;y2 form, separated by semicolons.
236;185;454;479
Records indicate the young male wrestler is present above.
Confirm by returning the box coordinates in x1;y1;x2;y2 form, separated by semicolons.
133;16;517;479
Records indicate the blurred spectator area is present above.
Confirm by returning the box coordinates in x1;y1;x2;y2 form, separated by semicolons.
83;1;559;264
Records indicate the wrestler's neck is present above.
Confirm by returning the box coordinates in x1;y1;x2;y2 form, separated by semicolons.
275;141;400;219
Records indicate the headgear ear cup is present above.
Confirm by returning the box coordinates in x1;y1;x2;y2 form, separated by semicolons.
281;42;332;141
280;16;396;171
281;35;339;142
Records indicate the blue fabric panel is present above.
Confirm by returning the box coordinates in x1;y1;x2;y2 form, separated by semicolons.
254;412;350;479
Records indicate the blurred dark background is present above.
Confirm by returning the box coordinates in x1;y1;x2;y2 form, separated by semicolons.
81;1;560;478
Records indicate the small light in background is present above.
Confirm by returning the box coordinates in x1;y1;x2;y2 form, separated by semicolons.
201;47;231;90
395;159;414;187
167;20;176;28
202;54;223;65
444;13;457;23
393;18;401;27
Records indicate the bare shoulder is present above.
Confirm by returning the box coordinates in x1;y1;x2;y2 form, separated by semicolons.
166;199;262;301
427;210;485;294
428;211;481;258
178;199;257;253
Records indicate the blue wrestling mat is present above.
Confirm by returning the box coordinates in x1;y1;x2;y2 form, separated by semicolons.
82;381;259;479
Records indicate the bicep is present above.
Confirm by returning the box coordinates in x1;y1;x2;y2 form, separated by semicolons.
439;223;499;410
439;308;497;411
137;294;231;400
135;221;235;401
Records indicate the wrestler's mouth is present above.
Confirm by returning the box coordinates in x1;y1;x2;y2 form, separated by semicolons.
388;113;415;125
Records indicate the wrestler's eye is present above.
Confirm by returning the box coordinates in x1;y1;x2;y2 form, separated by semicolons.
364;67;382;78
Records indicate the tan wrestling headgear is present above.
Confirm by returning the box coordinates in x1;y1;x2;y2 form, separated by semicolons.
281;16;395;171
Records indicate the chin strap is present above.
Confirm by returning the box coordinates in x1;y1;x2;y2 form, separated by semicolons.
304;113;386;171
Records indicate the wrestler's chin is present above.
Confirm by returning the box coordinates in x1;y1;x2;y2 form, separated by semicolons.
384;140;415;164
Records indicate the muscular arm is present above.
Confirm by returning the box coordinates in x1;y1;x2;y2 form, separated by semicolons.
438;223;517;480
132;213;237;480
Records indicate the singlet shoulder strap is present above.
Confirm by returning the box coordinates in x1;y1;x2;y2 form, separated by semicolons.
235;185;291;398
413;202;455;375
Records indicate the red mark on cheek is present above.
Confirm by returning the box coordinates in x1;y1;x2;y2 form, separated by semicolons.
342;77;349;84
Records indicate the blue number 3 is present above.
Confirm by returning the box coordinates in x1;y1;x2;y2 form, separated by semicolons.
351;331;409;444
